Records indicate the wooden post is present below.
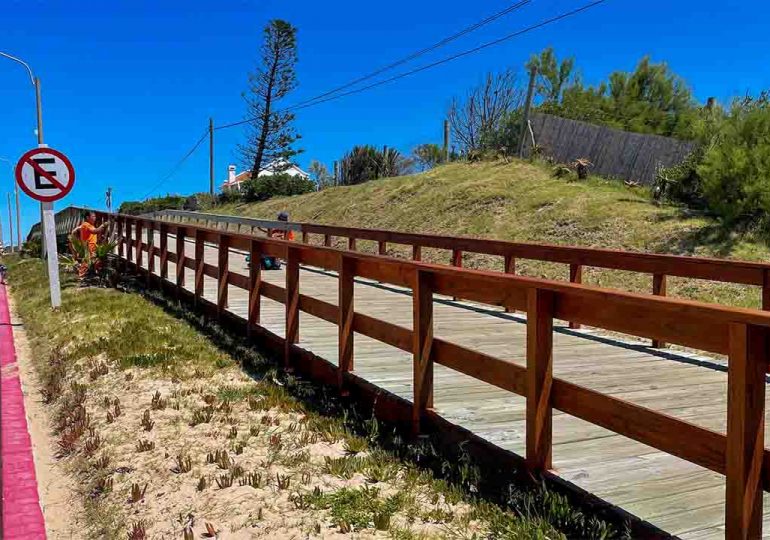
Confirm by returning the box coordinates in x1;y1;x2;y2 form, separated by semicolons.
443;118;450;163
412;245;421;262
217;235;229;318
324;234;332;247
338;255;355;391
194;230;204;305
284;247;300;369
135;220;143;269
412;270;434;435
378;241;387;256
762;270;770;311
146;224;154;287
247;240;261;336
347;237;356;251
117;217;124;260
159;223;168;280
175;228;186;298
451;250;462;300
725;323;767;538
125;219;132;263
526;288;554;471
209;117;215;195
518;65;537;158
302;231;309;244
504;254;516;313
568;264;582;329
652;274;667;348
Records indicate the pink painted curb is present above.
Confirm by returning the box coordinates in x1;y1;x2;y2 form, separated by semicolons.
1;284;47;539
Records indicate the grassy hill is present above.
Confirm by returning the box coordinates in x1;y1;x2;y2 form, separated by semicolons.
216;160;770;308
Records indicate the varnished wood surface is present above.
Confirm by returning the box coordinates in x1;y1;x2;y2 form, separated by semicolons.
133;230;770;538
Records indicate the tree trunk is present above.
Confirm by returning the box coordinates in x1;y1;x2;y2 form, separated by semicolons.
252;54;279;177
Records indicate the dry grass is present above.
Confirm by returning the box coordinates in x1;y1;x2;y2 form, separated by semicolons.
6;257;623;539
216;159;770;309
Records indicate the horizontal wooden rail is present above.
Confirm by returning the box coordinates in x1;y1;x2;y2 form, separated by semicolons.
106;211;770;537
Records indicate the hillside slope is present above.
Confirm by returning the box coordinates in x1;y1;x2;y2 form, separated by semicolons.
216;160;769;307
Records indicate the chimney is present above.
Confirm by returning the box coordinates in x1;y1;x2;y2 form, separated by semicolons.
228;165;236;184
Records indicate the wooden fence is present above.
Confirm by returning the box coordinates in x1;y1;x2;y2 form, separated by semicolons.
527;113;696;185
102;209;770;538
148;209;770;324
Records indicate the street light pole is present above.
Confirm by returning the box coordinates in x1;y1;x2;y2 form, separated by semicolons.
35;76;44;144
1;51;46;255
2;50;61;308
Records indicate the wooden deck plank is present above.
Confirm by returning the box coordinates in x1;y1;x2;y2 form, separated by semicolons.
151;231;770;535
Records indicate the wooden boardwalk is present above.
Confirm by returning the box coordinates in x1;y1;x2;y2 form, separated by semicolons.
154;231;770;539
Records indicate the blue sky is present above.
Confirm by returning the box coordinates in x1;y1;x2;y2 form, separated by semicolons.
2;0;769;242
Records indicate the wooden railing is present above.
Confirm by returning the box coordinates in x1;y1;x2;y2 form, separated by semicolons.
104;210;770;538
147;209;770;320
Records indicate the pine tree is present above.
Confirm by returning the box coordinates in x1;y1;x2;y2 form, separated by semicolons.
240;20;302;177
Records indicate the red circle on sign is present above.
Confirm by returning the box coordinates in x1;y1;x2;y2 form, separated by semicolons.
15;147;76;203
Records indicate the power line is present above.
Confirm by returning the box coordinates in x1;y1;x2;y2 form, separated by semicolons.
291;0;532;109
290;0;608;112
138;127;210;199
143;0;607;201
215;0;607;130
213;0;533;131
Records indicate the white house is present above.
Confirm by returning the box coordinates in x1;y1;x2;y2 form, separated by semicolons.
221;159;309;192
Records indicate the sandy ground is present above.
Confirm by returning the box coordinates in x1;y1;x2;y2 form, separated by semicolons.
9;295;85;539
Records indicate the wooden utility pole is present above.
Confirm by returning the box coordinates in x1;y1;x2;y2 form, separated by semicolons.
443;119;450;162
209;118;215;195
518;65;537;158
333;161;339;187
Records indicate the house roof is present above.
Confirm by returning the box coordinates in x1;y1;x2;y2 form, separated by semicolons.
222;170;251;187
222;160;309;187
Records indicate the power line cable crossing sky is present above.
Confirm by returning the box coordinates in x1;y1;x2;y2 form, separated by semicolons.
146;0;608;198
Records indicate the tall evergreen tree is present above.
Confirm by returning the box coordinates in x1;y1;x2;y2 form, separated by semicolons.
241;20;302;177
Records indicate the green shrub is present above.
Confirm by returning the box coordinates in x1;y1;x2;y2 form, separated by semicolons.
119;194;187;215
217;189;243;205
697;93;770;227
241;173;315;202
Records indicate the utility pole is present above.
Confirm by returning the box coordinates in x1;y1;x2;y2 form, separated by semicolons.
7;193;14;252
15;184;21;250
518;65;537;158
443;119;450;162
35;76;46;257
209;118;215;195
333;161;339;187
106;187;113;214
0;158;21;250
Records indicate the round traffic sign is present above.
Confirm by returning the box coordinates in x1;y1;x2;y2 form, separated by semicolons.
15;147;75;203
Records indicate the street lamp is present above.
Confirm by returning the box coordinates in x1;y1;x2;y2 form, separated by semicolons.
1;50;46;255
0;51;43;143
0;158;22;251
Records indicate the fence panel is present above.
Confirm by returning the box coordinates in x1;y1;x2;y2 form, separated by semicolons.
528;113;696;185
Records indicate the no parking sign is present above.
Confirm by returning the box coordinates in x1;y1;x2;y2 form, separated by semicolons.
15;147;75;202
14;146;75;308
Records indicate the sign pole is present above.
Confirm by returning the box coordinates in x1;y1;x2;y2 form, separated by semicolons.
41;201;61;308
15;145;74;310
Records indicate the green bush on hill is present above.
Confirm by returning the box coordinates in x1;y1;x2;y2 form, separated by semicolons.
698;93;770;227
241;172;316;202
118;193;215;215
